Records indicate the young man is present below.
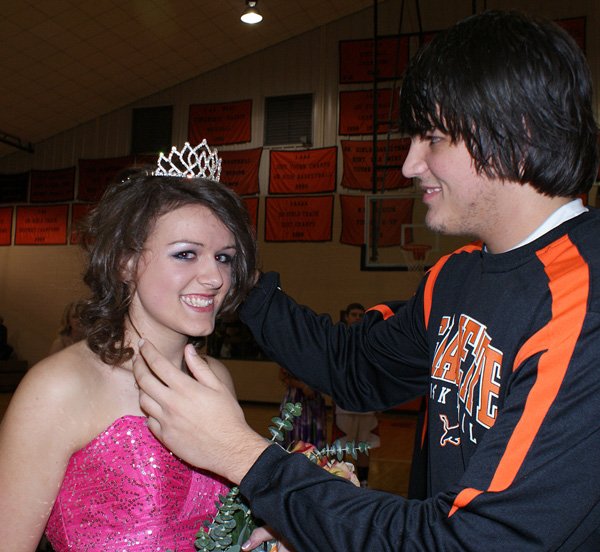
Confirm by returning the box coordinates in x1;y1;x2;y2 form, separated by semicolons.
134;11;600;550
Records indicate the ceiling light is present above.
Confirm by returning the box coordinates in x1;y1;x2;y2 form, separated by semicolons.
241;0;263;24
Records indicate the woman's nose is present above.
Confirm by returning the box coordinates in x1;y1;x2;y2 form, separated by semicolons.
198;261;224;289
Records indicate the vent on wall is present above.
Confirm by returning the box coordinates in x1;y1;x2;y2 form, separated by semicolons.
131;106;173;155
264;94;313;146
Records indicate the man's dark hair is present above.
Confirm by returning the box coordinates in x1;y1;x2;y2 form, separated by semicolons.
400;10;599;197
345;303;365;313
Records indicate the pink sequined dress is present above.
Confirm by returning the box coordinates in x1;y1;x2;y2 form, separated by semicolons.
46;415;229;551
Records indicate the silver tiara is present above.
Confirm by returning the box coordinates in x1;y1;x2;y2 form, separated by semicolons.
154;140;222;181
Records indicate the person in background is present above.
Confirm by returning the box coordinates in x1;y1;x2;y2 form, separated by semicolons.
0;142;259;551
279;366;327;450
133;11;600;551
47;301;85;355
331;303;380;487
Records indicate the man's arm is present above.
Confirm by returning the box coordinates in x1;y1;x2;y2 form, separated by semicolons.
239;272;429;411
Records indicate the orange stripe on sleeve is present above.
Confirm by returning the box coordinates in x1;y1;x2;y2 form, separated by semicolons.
366;304;395;320
449;235;589;516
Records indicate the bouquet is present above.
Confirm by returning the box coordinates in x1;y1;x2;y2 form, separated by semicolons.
191;402;370;552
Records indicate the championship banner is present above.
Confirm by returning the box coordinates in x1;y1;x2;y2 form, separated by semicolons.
269;147;337;195
188;99;252;146
556;17;586;53
30;167;76;203
0;207;12;246
15;204;68;245
339;89;399;135
78;156;134;202
341;138;411;190
70;203;95;244
220;148;262;196
340;194;413;246
242;196;259;232
265;195;333;242
339;36;409;84
0;172;28;204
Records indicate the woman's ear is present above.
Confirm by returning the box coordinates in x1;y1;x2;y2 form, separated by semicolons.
120;255;137;282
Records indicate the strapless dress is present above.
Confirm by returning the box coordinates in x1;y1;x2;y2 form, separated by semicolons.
46;415;229;551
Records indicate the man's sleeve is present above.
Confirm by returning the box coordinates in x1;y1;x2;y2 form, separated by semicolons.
239;272;430;411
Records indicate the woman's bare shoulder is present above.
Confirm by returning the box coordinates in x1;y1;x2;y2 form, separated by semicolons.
4;342;99;438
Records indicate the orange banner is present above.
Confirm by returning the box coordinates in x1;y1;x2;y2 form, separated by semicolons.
220;148;262;196
70;203;96;244
339;89;399;135
341;139;411;190
78;156;134;202
265;196;333;242
340;194;413;246
188;100;252;146
30;167;75;203
15;205;68;245
0;207;12;246
339;36;410;84
269;147;337;194
242;196;259;232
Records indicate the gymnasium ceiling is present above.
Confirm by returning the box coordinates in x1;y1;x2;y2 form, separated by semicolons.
0;0;376;158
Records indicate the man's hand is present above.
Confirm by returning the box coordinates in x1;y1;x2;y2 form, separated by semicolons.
133;340;269;484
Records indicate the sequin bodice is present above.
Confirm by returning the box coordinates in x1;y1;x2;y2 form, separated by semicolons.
46;415;229;551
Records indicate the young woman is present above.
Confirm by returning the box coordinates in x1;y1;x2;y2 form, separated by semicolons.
0;142;257;551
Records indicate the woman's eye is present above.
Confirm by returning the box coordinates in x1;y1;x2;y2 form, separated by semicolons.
174;251;196;260
216;253;233;264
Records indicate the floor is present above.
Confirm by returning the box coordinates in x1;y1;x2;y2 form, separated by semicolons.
0;393;417;497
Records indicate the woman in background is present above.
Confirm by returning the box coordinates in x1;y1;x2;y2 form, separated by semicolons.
0;142;257;551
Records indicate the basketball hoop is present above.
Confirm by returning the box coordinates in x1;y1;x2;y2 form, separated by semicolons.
401;243;432;271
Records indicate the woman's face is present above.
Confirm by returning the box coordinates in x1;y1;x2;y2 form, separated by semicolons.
128;204;236;341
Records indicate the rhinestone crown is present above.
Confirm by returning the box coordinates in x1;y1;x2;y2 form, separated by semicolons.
155;140;222;181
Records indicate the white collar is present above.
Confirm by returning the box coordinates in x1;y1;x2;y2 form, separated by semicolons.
509;198;588;251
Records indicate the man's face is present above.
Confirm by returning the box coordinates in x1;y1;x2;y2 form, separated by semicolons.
346;308;365;326
402;131;502;243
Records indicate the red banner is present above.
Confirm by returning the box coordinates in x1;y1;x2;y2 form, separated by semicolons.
30;167;76;203
78;156;134;202
242;196;259;232
339;36;410;84
341;139;411;190
269;147;337;195
265;196;333;242
15;205;68;245
70;203;96;244
339;89;399;135
220;148;262;196
188;100;252;146
0;207;12;245
340;194;413;246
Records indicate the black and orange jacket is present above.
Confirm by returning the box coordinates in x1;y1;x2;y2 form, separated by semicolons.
239;209;600;551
